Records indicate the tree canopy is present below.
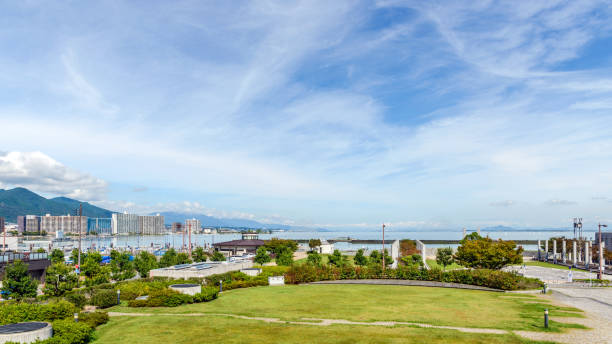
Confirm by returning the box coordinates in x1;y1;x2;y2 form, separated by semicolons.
1;260;38;299
455;233;523;269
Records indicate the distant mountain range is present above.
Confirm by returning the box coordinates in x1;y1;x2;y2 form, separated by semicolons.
0;187;112;222
0;187;297;230
156;211;293;229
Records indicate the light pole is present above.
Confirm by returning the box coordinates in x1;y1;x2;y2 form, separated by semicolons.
382;223;386;270
598;223;607;280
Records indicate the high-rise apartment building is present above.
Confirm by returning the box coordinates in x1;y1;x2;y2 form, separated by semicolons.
0;216;5;235
40;214;87;234
17;216;26;233
87;218;112;235
24;215;41;233
139;214;165;235
185;218;201;233
112;213;139;234
171;222;183;233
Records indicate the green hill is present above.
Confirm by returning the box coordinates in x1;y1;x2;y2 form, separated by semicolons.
0;187;112;222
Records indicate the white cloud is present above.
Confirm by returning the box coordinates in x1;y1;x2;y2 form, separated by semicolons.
490;200;516;207
0;151;107;201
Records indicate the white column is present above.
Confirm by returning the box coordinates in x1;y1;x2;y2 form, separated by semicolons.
545;240;549;260
573;241;577;265
562;240;566;263
585;242;589;266
553;240;557;261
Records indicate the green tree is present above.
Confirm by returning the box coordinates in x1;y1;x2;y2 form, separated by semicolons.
192;247;208;262
368;249;393;266
176;252;192;265
306;251;322;266
81;253;110;286
210;250;226;262
50;249;65;264
253;246;271;265
110;250;135;281
43;263;77;296
159;248;178;267
1;260;38;299
328;249;348;267
264;238;298;256
354;249;368;266
134;251;158;277
71;249;87;266
401;254;423;267
35;247;46;253
308;239;322;252
436;247;454;270
275;247;294;266
455;233;523;270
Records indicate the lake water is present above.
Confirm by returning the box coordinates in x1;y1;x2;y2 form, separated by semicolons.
57;229;596;252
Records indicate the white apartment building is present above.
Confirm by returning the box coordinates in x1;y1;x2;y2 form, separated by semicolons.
112;213;139;235
185;218;201;233
140;214;165;235
40;214;87;234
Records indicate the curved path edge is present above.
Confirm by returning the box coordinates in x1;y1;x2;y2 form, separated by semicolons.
307;279;503;292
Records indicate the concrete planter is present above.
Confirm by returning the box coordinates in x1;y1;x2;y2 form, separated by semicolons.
0;322;52;344
169;284;202;295
268;276;285;286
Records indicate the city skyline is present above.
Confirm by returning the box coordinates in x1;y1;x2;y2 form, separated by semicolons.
2;1;612;229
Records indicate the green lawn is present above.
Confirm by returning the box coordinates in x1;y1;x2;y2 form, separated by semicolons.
523;261;588;271
426;259;463;270
93;315;553;344
106;284;583;332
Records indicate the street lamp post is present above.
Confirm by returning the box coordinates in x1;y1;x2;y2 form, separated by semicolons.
598;223;607;280
382;223;386;270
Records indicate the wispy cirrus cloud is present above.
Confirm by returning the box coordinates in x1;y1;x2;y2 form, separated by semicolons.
1;1;612;228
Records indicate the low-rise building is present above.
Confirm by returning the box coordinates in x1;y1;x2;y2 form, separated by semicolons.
213;233;265;255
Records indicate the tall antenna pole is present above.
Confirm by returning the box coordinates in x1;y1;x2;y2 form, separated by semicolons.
188;222;192;259
78;204;82;286
382;223;386;270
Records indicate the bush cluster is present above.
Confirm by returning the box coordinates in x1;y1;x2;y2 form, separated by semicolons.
203;266;289;291
0;300;77;325
284;265;542;291
90;289;118;309
78;311;109;327
127;286;218;307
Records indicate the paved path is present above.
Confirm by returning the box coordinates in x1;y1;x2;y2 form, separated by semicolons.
506;265;612;284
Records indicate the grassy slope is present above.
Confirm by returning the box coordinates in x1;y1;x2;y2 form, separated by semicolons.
94;316;552;344
107;285;583;332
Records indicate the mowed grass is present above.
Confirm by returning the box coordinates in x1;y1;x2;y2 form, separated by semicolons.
426;259;463;270
523;261;588;271
107;284;583;332
93;315;553;344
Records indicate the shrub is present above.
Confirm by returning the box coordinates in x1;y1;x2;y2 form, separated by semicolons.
48;318;94;344
127;299;149;307
284;265;543;291
90;289;117;308
0;300;76;325
65;293;88;309
193;287;218;302
79;311;109;327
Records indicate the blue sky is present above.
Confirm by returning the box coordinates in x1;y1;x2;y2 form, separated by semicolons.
1;1;612;230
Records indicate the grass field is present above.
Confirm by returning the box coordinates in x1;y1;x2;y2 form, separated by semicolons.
523;261;588;271
93;316;553;344
105;285;583;332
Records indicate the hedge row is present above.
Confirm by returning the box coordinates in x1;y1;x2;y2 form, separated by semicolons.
128;286;218;307
0;300;77;325
284;265;543;290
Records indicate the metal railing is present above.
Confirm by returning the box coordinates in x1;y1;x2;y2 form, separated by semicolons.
0;252;48;263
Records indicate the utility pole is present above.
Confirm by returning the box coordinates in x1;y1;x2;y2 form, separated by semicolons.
2;219;6;253
78;204;82;286
382;223;386;270
188;222;192;259
598;223;607;280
